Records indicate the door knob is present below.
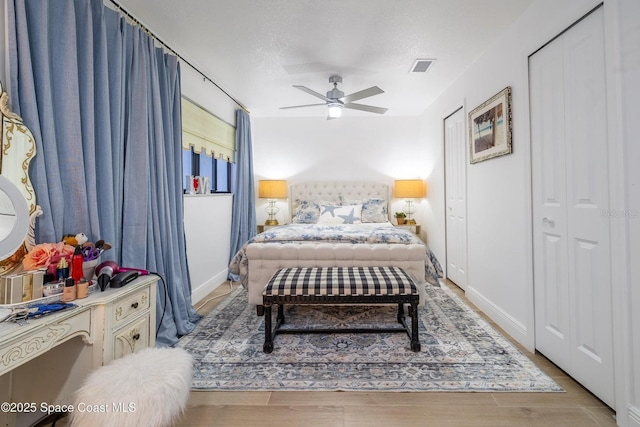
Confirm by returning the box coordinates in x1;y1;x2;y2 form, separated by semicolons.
542;217;555;226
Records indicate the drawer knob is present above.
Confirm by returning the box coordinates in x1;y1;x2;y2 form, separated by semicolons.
132;333;140;341
131;302;139;309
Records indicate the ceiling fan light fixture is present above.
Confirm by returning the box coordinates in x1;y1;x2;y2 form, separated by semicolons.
282;76;387;117
328;103;343;118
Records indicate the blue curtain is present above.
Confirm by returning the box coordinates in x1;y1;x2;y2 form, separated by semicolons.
228;109;256;279
7;0;200;346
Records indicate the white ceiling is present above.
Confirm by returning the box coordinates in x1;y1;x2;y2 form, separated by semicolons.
115;0;535;118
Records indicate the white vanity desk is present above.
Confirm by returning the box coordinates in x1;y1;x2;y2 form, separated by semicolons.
0;276;157;426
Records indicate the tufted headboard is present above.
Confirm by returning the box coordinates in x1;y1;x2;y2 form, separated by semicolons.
289;181;389;221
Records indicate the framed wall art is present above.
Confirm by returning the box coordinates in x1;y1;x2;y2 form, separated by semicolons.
468;86;512;163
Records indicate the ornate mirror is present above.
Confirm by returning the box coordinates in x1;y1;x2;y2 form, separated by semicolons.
0;175;30;258
0;80;41;274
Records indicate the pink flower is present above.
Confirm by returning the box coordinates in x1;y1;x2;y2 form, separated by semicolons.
22;242;75;270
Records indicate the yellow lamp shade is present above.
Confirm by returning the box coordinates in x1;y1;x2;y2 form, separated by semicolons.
394;179;426;198
258;180;288;199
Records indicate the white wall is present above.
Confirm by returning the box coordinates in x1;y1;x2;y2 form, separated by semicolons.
251;116;435;238
181;66;237;126
419;0;639;424
183;193;233;304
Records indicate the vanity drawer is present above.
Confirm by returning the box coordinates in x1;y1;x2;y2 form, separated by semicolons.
113;287;150;327
111;315;150;360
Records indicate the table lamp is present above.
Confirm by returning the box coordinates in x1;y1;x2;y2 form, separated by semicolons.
393;179;426;225
258;180;288;225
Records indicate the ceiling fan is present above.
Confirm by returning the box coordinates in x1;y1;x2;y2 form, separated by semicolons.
280;75;388;119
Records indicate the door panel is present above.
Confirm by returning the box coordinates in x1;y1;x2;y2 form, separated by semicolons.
541;232;568;341
563;10;613;404
444;108;467;289
531;32;570;367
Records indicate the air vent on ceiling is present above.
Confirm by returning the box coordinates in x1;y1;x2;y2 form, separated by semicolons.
410;59;435;73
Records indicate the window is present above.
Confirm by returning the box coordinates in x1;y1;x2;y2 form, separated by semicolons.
182;147;193;185
216;158;231;192
181;97;236;194
182;149;232;194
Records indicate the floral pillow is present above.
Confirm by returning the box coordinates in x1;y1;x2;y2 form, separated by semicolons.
318;204;362;224
292;200;321;223
361;198;388;223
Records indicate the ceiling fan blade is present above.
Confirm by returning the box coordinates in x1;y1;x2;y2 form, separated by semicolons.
344;103;388;115
293;85;331;102
280;103;326;110
341;86;384;103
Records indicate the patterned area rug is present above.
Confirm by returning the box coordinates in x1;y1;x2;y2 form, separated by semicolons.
177;284;562;392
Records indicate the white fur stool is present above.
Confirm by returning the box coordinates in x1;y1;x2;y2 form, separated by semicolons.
70;347;193;427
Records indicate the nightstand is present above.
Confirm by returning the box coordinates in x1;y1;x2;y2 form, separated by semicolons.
394;223;421;235
257;224;286;233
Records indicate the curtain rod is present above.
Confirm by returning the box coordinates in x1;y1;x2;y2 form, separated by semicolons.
108;0;250;114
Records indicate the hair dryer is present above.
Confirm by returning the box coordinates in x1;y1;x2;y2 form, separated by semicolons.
95;261;150;291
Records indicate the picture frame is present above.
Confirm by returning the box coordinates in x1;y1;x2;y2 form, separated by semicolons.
468;86;512;164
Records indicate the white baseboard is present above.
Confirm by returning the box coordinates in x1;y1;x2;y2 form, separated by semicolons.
465;286;530;347
191;269;229;305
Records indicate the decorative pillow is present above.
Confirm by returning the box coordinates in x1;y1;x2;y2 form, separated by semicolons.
361;198;388;223
292;200;320;224
318;204;362;224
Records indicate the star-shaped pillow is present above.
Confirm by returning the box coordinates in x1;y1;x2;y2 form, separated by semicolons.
318;204;362;224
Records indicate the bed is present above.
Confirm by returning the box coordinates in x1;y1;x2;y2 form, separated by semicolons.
229;181;443;311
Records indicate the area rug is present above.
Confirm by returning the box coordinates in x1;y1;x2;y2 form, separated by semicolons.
177;284;563;392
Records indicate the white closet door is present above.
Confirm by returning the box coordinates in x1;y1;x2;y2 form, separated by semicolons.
531;7;614;407
531;32;571;369
444;107;467;289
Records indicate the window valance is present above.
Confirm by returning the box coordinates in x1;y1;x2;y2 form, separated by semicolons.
181;98;236;163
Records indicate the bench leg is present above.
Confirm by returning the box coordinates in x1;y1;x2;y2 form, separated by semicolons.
277;304;285;325
263;304;273;353
397;303;404;324
410;301;421;352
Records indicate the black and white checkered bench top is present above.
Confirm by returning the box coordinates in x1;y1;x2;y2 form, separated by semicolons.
263;266;418;297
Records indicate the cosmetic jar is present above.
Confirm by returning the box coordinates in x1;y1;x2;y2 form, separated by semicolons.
43;281;64;297
62;277;76;302
76;279;89;299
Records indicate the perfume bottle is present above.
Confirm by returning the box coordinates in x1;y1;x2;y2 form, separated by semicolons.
71;245;84;282
56;257;69;281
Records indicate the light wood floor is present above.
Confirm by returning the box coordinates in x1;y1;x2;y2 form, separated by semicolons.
179;281;617;427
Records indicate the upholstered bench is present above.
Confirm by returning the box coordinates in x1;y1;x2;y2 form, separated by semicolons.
262;266;421;353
